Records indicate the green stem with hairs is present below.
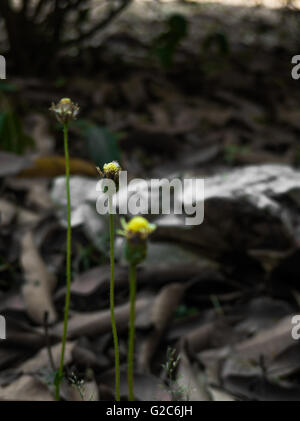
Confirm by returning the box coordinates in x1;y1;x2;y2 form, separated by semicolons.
55;123;72;401
128;263;137;401
109;193;120;401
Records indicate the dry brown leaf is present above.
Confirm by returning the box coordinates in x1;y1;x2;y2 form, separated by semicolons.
176;344;211;401
199;315;296;391
178;321;219;353
21;231;57;324
58;263;204;300
51;296;152;339
100;369;170;401
61;377;99;401
19;156;97;178
180;318;237;353
65;265;127;297
234;315;295;361
268;343;300;379
19;341;75;373
0;375;54;401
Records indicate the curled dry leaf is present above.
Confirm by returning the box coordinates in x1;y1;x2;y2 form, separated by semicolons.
138;283;185;372
233;315;295;362
21;231;57;324
51;296;152;339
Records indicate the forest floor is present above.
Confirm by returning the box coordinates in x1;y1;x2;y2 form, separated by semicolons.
1;0;300;401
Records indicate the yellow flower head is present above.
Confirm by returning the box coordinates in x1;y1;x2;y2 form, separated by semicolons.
97;161;122;184
120;216;156;240
60;98;71;104
50;97;79;124
103;161;121;176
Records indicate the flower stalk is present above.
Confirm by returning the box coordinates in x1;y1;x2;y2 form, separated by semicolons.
109;194;120;401
118;216;156;401
97;161;122;401
50;98;79;401
128;262;137;401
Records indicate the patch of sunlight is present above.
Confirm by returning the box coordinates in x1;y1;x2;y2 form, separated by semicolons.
143;0;300;10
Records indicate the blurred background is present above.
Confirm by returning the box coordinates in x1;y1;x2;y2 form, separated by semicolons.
1;0;300;401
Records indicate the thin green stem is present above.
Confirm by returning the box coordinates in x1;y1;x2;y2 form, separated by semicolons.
55;123;72;401
128;263;137;402
109;194;120;401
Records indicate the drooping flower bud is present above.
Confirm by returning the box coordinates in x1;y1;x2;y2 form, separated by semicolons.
50;98;79;125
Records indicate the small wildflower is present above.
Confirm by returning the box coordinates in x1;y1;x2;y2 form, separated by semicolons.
103;161;121;176
50;98;78;400
96;161;121;181
50;97;79;124
98;159;122;400
118;216;156;266
96;161;122;190
120;216;156;400
119;216;156;240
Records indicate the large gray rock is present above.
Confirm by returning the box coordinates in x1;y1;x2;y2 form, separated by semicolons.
51;165;300;257
159;164;300;257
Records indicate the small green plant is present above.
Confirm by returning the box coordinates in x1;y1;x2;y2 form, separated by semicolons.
69;372;85;401
118;216;156;401
50;98;79;401
162;347;188;401
96;161;122;401
69;371;96;401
